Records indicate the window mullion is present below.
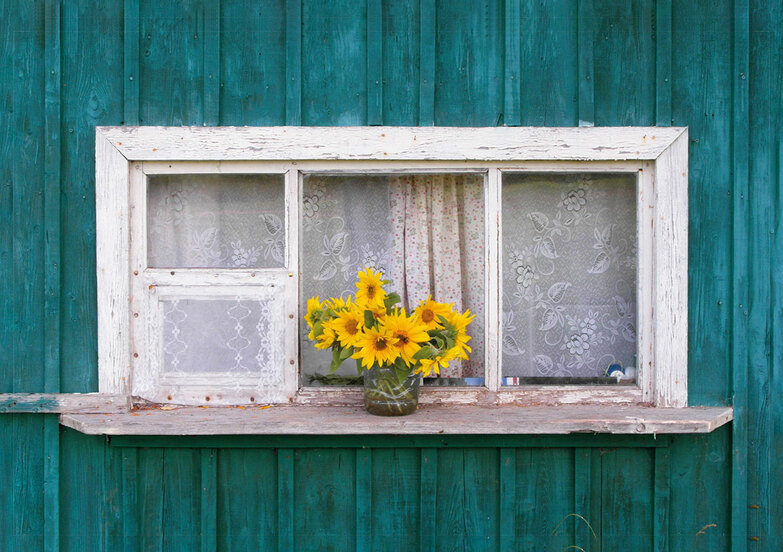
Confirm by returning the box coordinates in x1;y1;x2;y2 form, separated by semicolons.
485;168;502;392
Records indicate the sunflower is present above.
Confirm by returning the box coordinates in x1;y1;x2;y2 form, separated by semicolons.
443;309;475;357
329;306;365;348
327;296;352;312
352;326;400;368
382;309;430;365
355;268;386;310
314;323;337;350
305;296;324;340
415;348;458;377
414;295;452;331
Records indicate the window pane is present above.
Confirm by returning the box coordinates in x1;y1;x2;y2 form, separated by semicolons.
300;173;485;385
502;173;637;384
147;173;285;268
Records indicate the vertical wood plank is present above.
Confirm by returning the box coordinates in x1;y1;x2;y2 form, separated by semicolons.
731;0;750;550
381;0;419;125
419;448;436;551
574;448;593;552
366;0;382;125
122;448;139;552
499;448;516;549
485;168;501;391
200;449;217;552
285;0;301;125
124;0;140;124
655;0;672;126
772;141;783;547
577;0;595;126
103;444;124;552
503;0;520;126
355;449;372;552
418;0;435;126
277;448;294;552
203;0;220;126
43;2;61;550
139;448;164;552
653;447;671;552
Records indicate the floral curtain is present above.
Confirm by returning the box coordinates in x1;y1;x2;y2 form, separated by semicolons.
501;173;637;379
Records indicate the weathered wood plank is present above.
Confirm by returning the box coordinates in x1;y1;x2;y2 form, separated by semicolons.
0;393;129;413
61;404;733;436
417;0;434;125
653;446;671;552
577;0;594;126
499;448;516;548
202;0;220;126
200;449;217;552
276;449;294;552
370;449;418;550
418;448;437;550
97;125;686;161
731;0;751;549
123;0;140;125
355;449;371;552
122;448;138;552
284;0;301;125
655;0;672;126
381;0;418;125
366;0;382;125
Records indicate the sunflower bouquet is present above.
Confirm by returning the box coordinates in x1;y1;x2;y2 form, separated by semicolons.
305;268;474;414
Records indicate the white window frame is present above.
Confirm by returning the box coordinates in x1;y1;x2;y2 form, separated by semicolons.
96;126;688;408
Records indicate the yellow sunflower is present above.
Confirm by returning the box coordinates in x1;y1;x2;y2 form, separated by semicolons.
329;306;365;348
352;326;400;368
355;268;386;310
305;296;324;340
415;348;458;377
382;309;430;365
414;295;452;331
443;309;475;356
314;323;337;350
327;296;352;312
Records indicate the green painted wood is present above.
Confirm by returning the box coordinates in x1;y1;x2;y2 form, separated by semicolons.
284;0;301;125
366;0;382;125
140;0;206;125
573;447;596;552
577;0;595;126
731;0;751;550
220;0;286;126
203;0;220;126
672;0;733;406
293;449;356;551
103;442;124;552
122;448;139;552
108;433;672;449
418;0;435;126
419;448;437;551
655;0;672;126
277;448;294;551
503;0;520;126
123;0;140;125
138;448;165;552
381;0;419;126
600;448;654;552
518;0;578;126
593;0;656;126
771;140;783;547
162;449;201;552
434;0;503;126
200;449;217;552
369;449;419;550
301;0;366;125
653;447;671;552
60;0;123;392
355;449;372;552
499;448;515;549
215;449;277;551
59;429;104;552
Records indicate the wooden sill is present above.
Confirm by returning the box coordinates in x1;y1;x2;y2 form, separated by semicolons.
60;404;733;436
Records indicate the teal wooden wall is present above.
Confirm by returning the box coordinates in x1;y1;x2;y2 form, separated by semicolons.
0;0;780;549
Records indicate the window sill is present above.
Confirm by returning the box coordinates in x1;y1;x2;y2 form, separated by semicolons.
60;404;732;436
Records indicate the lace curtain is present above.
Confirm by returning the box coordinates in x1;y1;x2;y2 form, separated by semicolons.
301;173;485;379
501;173;637;379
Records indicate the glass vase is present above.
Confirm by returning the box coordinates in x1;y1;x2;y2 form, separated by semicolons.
362;361;420;416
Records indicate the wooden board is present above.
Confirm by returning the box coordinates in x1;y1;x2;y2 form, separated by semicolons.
60;405;732;436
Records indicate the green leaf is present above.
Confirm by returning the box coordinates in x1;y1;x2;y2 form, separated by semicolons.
364;309;376;328
384;292;401;310
339;346;353;360
413;346;434;360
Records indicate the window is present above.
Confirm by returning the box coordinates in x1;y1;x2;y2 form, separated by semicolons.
96;126;688;408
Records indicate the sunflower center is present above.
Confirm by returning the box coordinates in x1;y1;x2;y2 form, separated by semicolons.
421;309;434;323
366;285;376;298
345;319;359;335
375;338;388;351
395;332;409;345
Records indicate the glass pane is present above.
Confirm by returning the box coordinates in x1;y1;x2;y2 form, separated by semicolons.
502;173;637;384
300;173;485;385
147;173;285;268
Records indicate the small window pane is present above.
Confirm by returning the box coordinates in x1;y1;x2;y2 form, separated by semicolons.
502;173;637;384
300;173;485;385
147;173;285;268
